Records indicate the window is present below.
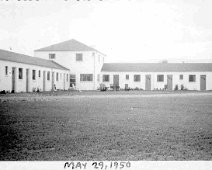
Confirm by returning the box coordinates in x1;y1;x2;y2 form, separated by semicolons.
38;70;41;78
76;53;83;61
60;73;62;80
49;53;56;59
56;72;59;81
97;74;100;82
189;75;196;82
32;70;36;80
47;71;50;80
157;75;164;82
126;74;129;80
103;75;110;82
70;74;76;87
180;74;183;80
5;66;8;75
19;68;23;79
134;75;140;82
80;74;93;81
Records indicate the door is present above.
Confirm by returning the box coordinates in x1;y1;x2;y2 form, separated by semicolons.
145;75;151;90
63;73;66;90
113;75;119;91
70;74;76;88
43;71;46;92
26;69;29;92
200;75;206;90
167;75;173;91
52;72;55;91
125;84;128;90
12;67;16;92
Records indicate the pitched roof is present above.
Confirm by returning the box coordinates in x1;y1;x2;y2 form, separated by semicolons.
0;49;69;70
101;63;212;72
35;39;105;55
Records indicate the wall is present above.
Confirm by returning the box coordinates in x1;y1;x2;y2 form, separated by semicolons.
34;51;104;90
0;60;70;92
100;72;212;91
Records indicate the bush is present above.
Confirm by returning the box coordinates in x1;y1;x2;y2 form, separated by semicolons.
100;83;107;91
0;90;6;94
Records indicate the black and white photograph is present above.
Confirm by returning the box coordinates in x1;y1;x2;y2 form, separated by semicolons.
0;0;212;169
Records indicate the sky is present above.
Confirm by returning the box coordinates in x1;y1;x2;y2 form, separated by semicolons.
0;0;212;63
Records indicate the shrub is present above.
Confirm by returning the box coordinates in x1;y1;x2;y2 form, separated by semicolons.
134;87;140;90
100;83;107;91
0;90;6;94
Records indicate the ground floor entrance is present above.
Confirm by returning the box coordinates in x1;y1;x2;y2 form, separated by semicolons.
145;75;151;90
167;75;173;91
12;67;16;92
26;69;29;92
113;75;119;91
200;75;206;90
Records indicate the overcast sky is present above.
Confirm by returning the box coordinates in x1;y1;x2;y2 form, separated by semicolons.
0;0;212;63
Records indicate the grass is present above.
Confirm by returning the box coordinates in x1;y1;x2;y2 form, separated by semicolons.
0;91;212;160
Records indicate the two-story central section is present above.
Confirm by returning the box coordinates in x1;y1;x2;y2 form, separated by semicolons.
34;39;105;90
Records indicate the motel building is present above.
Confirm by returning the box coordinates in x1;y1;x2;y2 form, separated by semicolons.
0;49;70;93
1;39;212;93
34;39;105;91
34;39;212;91
100;63;212;91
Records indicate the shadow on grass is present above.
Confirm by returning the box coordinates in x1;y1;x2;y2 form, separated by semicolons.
0;110;22;160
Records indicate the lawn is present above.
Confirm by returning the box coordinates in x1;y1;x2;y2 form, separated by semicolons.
0;92;212;160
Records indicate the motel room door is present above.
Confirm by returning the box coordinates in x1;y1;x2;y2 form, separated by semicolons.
52;72;55;91
12;67;16;92
200;75;206;90
145;75;151;90
113;75;119;90
167;75;173;91
63;73;66;90
26;69;29;92
43;71;46;92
